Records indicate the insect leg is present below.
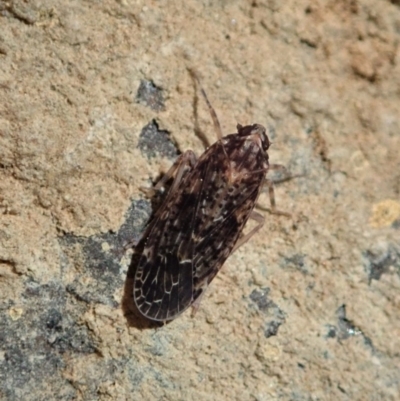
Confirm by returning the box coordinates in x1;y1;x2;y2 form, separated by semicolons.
190;284;208;317
268;163;303;184
231;210;265;253
259;178;291;217
258;163;303;216
191;71;223;140
141;150;197;198
269;163;289;180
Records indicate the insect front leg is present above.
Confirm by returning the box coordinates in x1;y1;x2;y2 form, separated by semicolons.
232;211;265;253
141;150;197;198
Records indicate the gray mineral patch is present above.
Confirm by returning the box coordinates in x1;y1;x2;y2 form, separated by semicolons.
137;120;178;160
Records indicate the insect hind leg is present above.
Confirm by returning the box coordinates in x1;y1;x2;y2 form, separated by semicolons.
232;211;265;253
190;284;208;318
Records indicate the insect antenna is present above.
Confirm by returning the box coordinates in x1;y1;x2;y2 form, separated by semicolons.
189;69;223;141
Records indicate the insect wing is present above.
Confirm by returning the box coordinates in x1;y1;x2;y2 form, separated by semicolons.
134;134;267;321
191;137;266;289
134;179;197;321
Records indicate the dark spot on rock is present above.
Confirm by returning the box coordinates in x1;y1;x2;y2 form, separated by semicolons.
137;120;178;160
326;305;373;350
282;253;307;273
136;80;165;111
249;288;286;338
60;199;152;305
363;243;400;283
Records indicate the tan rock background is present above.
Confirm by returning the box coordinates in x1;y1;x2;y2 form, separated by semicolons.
1;0;400;400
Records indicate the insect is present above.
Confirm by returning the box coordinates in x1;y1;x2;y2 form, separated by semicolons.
134;74;289;321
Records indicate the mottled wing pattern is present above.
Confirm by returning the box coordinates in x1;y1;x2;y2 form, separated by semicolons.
134;178;198;321
134;130;268;321
190;137;267;289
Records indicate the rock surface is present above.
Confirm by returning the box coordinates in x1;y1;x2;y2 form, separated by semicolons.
1;1;400;400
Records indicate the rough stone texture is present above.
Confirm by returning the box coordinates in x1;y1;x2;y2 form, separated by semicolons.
1;1;400;400
136;80;166;112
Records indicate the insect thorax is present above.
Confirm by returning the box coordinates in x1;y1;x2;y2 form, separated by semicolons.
221;124;270;182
